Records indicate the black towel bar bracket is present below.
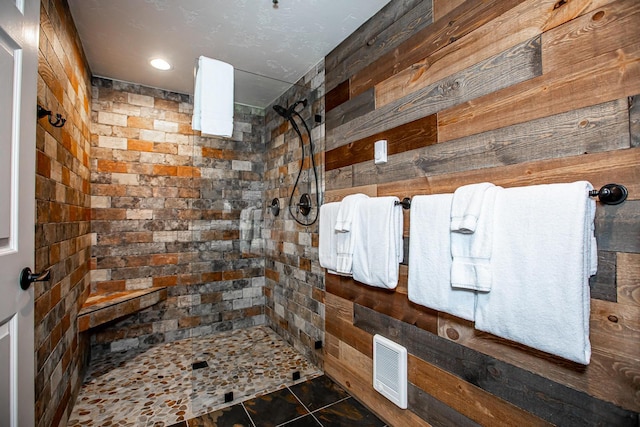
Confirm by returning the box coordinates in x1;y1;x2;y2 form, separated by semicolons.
394;197;411;210
589;183;628;205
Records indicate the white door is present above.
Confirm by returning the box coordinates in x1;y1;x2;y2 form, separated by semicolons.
0;0;40;425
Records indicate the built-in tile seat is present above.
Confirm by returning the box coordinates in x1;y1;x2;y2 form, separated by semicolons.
78;287;167;332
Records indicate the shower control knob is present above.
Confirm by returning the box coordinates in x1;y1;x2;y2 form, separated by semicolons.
297;194;312;216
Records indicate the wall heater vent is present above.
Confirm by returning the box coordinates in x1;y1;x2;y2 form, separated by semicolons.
373;334;407;409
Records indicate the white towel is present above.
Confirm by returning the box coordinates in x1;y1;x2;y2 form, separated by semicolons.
450;182;495;233
474;181;596;365
192;56;234;137
319;202;342;274
451;185;501;291
352;197;404;289
335;194;369;274
408;194;476;321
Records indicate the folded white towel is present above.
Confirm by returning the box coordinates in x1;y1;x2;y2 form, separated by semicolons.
408;194;476;321
450;182;495;233
474;181;596;364
192;56;234;137
319;202;341;273
335;194;369;274
352;197;403;289
451;185;501;291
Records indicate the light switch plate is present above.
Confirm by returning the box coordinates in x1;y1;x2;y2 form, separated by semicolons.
374;139;387;164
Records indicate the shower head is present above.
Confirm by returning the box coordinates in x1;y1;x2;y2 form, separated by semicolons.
273;104;289;118
273;99;308;119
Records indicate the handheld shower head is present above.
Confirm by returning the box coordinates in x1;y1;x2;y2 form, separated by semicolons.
273;104;289;118
273;99;308;119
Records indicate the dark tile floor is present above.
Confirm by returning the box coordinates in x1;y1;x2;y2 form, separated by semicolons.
168;375;387;427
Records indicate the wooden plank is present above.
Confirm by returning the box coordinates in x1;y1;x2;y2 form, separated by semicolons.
326;114;437;171
326;273;438;334
407;383;482;427
438;0;640;142
323;184;377;203
325;292;353;323
325;88;375;131
324;331;340;359
631;95;640;147
353;99;630;187
595;201;640;253
542;0;640;73
590;298;640;362
325;0;425;78
324;166;353;192
589;251;617;302
408;355;552;427
436;310;640;411
325;293;372;357
354;304;639;425
376;0;612;108
438;311;640;412
325;80;349;113
349;0;523;99
326;0;433;92
433;0;466;22
327;36;542;151
324;353;431;427
617;252;640;307
374;146;640;201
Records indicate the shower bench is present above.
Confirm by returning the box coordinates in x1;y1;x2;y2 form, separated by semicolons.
78;287;167;332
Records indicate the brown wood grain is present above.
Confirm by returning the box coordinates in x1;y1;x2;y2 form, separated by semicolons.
325;114;437;171
349;0;523;99
328;36;542;150
325;293;373;357
325;0;433;93
438;0;640;142
617;252;640;307
631;95;640;147
375;147;640;201
590;298;640;362
325;88;375;131
408;354;552;427
353;99;630;187
433;0;466;22
376;0;612;107
356;305;639;421
323;184;377;203
437;311;640;411
325;80;350;113
326;273;438;334
324;166;354;192
319;0;640;423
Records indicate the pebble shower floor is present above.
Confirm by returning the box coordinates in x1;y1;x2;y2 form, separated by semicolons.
68;325;322;426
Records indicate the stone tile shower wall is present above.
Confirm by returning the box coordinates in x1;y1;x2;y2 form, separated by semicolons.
35;1;92;426
263;60;326;368
90;78;266;354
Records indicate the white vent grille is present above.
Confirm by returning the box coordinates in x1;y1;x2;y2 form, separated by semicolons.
373;334;407;409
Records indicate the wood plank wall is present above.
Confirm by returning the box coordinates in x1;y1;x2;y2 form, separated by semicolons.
322;0;640;425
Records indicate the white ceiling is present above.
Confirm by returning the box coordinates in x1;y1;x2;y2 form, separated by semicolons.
67;0;391;108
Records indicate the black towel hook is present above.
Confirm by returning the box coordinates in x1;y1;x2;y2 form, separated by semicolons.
37;105;66;128
589;184;628;205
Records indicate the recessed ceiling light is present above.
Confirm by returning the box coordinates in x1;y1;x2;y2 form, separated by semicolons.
150;58;171;70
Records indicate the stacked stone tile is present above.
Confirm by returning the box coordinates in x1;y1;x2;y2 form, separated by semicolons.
90;78;266;354
263;61;326;368
35;1;93;426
